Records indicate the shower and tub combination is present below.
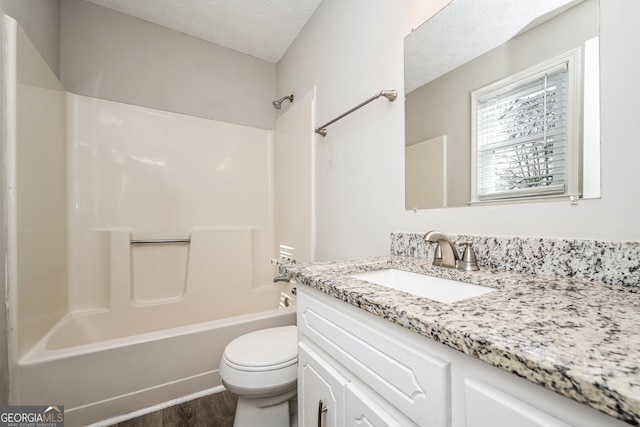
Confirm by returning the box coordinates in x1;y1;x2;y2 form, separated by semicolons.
3;17;314;426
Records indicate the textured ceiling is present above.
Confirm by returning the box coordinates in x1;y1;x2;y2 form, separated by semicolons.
405;0;583;93
83;0;322;63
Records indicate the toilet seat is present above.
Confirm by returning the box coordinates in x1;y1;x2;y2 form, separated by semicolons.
223;354;296;372
223;325;297;371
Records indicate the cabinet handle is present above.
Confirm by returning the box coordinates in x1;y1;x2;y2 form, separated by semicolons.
317;399;328;427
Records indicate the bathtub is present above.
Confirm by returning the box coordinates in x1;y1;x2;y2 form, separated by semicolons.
15;303;296;426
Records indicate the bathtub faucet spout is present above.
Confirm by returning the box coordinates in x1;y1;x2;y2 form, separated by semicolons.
273;275;291;283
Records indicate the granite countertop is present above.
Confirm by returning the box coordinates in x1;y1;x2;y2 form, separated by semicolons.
282;255;640;426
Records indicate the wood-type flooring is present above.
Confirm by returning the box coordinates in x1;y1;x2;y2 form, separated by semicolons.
110;390;237;427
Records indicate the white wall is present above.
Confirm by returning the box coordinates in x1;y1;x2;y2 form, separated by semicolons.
278;0;640;261
0;0;60;75
60;0;277;130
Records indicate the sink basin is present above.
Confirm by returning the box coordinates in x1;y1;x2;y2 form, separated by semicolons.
349;269;496;303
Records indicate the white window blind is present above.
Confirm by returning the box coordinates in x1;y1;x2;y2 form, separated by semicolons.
474;63;570;201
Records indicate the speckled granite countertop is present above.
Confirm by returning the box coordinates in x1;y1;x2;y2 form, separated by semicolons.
282;255;640;426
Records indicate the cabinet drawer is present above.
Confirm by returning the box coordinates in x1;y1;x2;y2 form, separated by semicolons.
464;378;570;427
346;383;414;427
298;288;450;427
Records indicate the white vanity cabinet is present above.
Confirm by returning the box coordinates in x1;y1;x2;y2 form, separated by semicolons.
297;286;629;427
297;287;451;427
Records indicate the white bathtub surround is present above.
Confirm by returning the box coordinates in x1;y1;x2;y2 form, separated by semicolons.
11;17;68;360
5;22;314;426
9;94;305;424
273;88;316;266
12;90;311;424
282;235;640;425
39;227;276;350
17;307;295;426
66;93;280;313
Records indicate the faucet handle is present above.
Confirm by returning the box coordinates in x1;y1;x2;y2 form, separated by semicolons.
454;241;480;271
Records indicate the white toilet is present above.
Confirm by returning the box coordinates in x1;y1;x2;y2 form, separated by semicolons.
220;325;298;427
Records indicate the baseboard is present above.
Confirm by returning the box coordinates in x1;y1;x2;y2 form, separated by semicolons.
71;370;223;426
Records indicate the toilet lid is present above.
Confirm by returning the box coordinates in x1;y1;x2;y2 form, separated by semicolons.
224;325;297;368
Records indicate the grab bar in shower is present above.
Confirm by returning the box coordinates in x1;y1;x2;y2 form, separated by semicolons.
130;238;191;245
315;89;397;137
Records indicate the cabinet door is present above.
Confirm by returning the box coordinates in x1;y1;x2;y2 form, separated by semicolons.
464;378;570;427
299;342;347;427
298;287;450;427
345;383;416;427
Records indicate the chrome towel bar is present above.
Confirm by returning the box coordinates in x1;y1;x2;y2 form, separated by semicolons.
315;89;397;137
130;238;190;245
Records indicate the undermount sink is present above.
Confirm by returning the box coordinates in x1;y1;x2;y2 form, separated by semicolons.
349;268;496;303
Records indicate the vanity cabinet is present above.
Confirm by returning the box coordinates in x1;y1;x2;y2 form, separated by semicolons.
298;286;451;427
297;286;629;427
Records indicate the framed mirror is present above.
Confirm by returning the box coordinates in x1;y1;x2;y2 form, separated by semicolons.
404;0;600;210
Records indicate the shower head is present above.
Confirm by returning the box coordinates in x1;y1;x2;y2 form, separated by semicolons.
272;94;294;110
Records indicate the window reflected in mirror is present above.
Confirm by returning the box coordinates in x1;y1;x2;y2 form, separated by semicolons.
404;0;600;210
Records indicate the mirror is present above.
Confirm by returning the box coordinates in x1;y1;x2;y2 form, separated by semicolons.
404;0;600;209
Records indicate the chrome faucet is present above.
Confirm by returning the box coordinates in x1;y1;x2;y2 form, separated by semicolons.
425;231;479;271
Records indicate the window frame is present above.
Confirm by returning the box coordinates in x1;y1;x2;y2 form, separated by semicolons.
470;48;582;204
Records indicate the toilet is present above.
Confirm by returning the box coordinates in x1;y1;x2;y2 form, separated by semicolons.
220;325;298;427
